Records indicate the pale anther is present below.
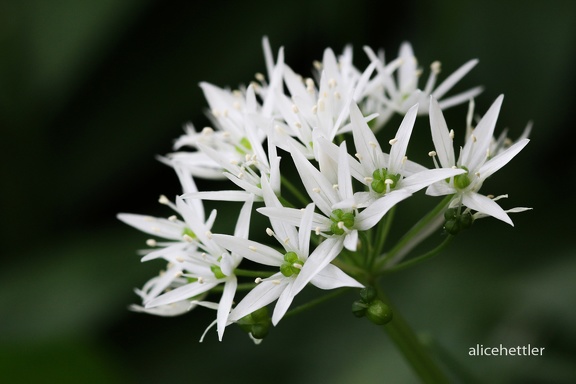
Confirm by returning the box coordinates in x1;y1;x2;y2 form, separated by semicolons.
332;184;339;190
431;61;441;74
146;239;157;247
337;221;345;229
449;129;455;140
292;263;303;270
364;177;373;183
428;150;437;157
176;256;184;263
248;246;257;252
158;195;169;205
168;215;177;222
368;141;378;148
312;187;321;193
471;134;477;143
292;105;299;113
255;277;263;284
385;178;394;185
205;231;213;239
389;138;398;145
271;279;282;285
255;72;265;82
266;228;275;236
183;234;194;243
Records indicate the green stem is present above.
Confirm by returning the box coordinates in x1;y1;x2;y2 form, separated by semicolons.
377;288;450;384
234;269;275;278
284;288;350;319
383;235;454;273
375;195;452;271
372;206;396;267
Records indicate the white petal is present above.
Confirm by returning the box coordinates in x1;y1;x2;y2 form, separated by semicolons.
147;280;218;308
228;275;289;322
211;234;283;266
298;203;315;257
462;192;513;226
389;104;418;174
432;59;479;100
461;95;503;172
217;277;237;340
290;238;344;297
429;97;456;168
343;229;358;252
310;264;364;290
117;213;183;240
400;168;465;194
233;195;254;239
355;190;412;230
272;281;296;325
350;102;380;172
478;139;529;180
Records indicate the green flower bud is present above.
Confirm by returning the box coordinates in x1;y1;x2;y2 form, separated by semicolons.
366;300;393;325
236;306;272;340
360;287;377;303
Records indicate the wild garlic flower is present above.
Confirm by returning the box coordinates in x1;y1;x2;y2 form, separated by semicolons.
427;95;530;226
364;42;483;130
214;202;362;326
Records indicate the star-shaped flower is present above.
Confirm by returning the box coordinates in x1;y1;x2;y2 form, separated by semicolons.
427;95;530;225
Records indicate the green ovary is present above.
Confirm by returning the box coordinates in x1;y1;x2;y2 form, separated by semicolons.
371;168;401;194
330;209;355;235
280;251;305;277
453;166;471;190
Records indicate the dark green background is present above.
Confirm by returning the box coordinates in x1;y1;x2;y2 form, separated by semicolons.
2;1;575;382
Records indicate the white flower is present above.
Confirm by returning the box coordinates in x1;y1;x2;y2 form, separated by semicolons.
331;102;465;214
427;95;530;225
364;42;482;130
213;202;362;326
269;47;377;159
259;139;410;251
136;198;252;340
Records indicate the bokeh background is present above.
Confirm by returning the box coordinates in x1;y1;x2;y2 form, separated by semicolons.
2;1;575;383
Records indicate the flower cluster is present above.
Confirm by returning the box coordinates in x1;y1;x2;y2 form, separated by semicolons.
118;37;530;342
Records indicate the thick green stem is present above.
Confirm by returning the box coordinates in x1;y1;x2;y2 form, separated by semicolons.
377;288;450;384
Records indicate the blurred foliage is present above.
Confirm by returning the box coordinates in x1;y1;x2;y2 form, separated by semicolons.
1;0;575;383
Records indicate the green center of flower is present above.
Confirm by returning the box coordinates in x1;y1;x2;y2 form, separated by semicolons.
330;209;355;235
280;251;305;277
453;166;471;190
371;168;401;194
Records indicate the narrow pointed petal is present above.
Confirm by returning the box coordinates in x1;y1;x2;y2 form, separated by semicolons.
432;59;479;99
298;203;315;257
310;264;364;290
429;97;456;168
355;190;411;230
337;142;354;201
272;282;296;325
461;95;503;171
478;139;529;180
389;104;418;173
343;229;358;251
217;277;237;340
233;195;254;239
211;234;283;266
462;192;513;225
228;276;288;322
117;213;183;240
401;168;465;193
147;280;218;308
437;86;484;111
290;238;344;297
350;102;380;172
